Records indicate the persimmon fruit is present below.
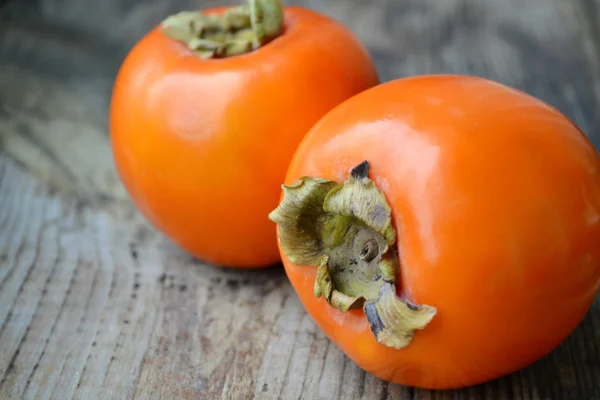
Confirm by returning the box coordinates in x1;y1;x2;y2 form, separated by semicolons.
109;0;379;267
269;74;600;389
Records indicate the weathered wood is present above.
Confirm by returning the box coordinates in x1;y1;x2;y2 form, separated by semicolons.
1;0;599;204
0;152;599;399
1;0;600;398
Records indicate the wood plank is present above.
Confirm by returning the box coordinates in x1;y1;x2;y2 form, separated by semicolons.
0;0;599;398
1;0;599;203
577;0;600;136
0;0;598;205
0;152;599;398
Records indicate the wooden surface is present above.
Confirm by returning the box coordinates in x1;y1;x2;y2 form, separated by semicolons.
0;0;599;398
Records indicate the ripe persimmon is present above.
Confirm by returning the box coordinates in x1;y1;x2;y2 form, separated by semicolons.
269;74;600;388
110;0;379;267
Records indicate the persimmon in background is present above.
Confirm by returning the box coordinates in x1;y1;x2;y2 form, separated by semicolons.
110;0;379;267
270;75;600;389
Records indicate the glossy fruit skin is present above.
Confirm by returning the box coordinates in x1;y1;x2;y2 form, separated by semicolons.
110;6;379;267
278;75;600;388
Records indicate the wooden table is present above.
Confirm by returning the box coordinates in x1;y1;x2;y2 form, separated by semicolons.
1;0;599;398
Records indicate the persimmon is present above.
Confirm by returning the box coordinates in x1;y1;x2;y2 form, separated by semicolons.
110;0;379;267
269;74;600;389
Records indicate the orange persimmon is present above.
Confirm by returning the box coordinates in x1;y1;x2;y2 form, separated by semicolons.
109;0;379;267
269;74;600;389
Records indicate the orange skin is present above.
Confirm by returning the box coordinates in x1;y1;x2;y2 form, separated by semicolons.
110;6;379;267
279;75;600;389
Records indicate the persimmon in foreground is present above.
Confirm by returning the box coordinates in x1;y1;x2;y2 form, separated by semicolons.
110;0;378;267
269;75;600;389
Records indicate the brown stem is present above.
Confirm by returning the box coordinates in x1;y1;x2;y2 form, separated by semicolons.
161;0;284;59
269;161;437;350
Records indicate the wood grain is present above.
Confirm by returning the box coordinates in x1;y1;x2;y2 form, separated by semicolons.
0;154;599;399
0;0;599;398
1;0;599;204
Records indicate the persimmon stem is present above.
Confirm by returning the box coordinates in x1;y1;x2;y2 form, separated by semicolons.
161;0;284;59
268;161;437;350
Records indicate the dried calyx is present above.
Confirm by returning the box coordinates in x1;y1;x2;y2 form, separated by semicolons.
161;0;284;59
269;161;437;349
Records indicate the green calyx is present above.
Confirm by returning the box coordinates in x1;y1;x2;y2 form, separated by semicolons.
269;161;437;349
161;0;284;59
